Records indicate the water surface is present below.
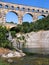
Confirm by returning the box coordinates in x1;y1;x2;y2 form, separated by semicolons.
1;55;49;65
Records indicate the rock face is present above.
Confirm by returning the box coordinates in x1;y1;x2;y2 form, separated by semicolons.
24;31;49;54
0;48;25;58
2;51;25;58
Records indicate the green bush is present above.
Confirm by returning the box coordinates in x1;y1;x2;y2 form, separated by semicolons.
11;31;16;38
0;26;13;49
10;15;49;33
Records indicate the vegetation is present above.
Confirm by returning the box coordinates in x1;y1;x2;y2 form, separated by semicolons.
0;26;8;47
0;15;49;65
12;15;49;33
10;31;16;38
0;15;49;49
0;26;13;49
0;59;10;65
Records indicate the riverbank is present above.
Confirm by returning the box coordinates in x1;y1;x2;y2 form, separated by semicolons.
0;47;25;58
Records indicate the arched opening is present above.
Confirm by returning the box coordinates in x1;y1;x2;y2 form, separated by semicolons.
0;4;2;8
16;7;20;10
36;9;39;12
11;6;14;10
23;13;33;23
10;27;16;31
46;11;48;13
5;5;8;9
32;9;35;12
6;11;18;24
41;10;44;13
21;7;25;11
27;8;30;12
38;15;46;20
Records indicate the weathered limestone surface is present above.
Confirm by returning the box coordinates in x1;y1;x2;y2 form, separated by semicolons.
24;31;49;54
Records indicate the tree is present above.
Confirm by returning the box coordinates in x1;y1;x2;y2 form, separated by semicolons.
11;31;16;38
0;26;12;48
9;15;49;33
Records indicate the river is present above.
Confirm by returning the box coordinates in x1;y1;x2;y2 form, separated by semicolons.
1;55;49;65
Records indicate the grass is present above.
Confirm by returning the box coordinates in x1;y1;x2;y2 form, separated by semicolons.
0;58;10;65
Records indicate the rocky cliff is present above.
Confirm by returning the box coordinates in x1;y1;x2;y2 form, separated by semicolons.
24;31;49;54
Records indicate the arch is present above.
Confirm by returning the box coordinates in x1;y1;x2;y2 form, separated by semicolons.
42;10;44;13
10;27;17;31
27;8;30;12
6;11;18;24
16;7;20;10
11;6;14;10
5;5;8;9
36;9;39;12
0;4;2;8
46;11;48;13
38;15;46;20
21;7;25;11
41;15;46;17
23;13;33;22
32;9;35;12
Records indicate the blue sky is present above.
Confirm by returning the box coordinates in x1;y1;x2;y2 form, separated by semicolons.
1;0;49;23
2;0;49;9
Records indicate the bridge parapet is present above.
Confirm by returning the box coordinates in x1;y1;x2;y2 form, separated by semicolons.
0;2;49;13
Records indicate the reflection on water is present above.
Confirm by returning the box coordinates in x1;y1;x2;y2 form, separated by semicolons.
1;55;49;65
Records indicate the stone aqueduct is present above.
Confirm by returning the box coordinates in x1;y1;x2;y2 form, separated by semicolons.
0;1;49;28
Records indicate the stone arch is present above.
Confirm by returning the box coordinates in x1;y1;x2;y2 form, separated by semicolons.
6;11;19;24
27;8;30;12
41;10;44;13
46;11;48;13
10;27;17;31
36;9;39;12
16;7;20;10
32;9;35;12
11;6;14;10
38;14;46;20
41;15;46;17
0;4;2;8
23;13;33;22
21;7;25;11
5;5;8;9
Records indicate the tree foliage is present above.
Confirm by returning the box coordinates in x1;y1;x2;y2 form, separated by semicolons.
0;26;11;48
15;15;49;33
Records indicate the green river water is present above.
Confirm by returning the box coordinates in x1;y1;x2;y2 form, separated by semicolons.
0;55;49;65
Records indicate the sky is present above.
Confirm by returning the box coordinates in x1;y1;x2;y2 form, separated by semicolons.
1;0;49;9
0;0;49;23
